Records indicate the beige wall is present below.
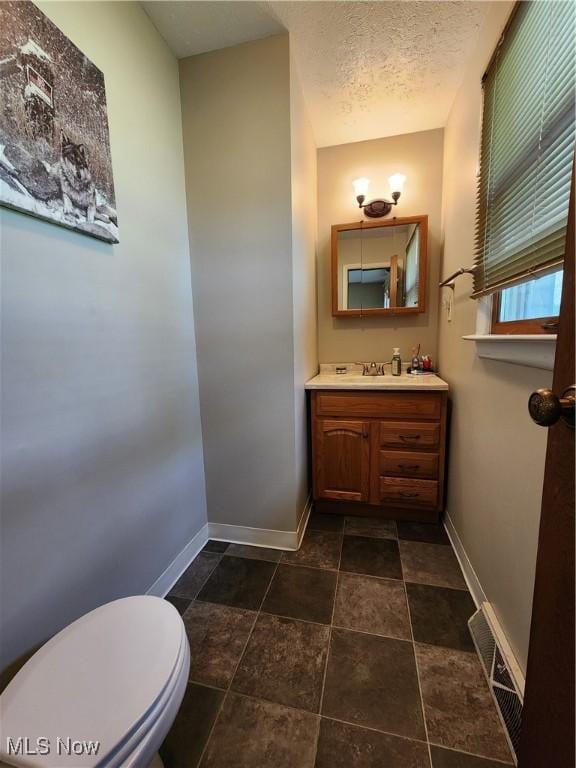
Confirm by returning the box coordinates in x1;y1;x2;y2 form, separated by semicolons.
290;51;318;516
438;1;548;673
1;1;206;668
180;35;309;533
317;129;444;364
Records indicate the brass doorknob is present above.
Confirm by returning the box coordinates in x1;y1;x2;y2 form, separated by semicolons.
528;386;575;428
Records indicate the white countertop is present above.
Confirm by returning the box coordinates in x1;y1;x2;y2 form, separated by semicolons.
305;366;449;391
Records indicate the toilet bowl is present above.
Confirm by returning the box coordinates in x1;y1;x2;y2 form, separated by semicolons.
0;596;190;768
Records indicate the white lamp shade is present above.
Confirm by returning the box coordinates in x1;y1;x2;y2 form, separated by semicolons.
388;173;406;194
353;177;370;198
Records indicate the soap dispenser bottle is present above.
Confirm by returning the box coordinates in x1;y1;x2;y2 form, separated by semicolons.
391;348;402;376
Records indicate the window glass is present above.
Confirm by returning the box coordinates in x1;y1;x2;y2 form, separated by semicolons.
498;271;563;323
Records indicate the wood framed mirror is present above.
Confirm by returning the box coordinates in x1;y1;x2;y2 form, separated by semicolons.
331;215;428;317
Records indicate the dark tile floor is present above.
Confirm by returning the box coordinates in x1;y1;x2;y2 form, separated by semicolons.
161;514;514;768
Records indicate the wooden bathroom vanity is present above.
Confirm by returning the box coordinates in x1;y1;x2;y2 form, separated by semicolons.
306;370;449;522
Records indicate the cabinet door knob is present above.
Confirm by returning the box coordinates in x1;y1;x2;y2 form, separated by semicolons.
362;431;369;438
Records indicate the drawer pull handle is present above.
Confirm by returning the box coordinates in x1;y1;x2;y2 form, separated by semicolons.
400;434;421;441
398;464;420;471
399;491;420;498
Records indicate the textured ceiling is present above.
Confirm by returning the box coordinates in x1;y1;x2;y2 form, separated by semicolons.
142;1;491;147
142;1;285;58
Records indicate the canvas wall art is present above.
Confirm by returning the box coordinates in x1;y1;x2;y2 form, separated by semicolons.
0;1;119;243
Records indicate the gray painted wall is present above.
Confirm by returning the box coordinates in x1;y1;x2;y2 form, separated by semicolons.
290;50;318;519
0;1;207;669
180;35;317;534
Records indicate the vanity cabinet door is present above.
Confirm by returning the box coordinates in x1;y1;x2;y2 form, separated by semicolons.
315;419;370;502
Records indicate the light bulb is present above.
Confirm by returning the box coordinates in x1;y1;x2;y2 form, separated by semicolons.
352;177;370;198
388;173;406;195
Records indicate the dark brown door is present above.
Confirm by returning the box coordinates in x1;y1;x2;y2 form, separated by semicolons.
519;164;575;766
315;419;370;502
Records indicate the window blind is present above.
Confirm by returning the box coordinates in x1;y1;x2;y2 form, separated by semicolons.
473;0;575;298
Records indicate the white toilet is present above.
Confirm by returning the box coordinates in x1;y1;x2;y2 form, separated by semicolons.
0;596;190;768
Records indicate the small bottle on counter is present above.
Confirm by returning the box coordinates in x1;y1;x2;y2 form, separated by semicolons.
391;348;402;376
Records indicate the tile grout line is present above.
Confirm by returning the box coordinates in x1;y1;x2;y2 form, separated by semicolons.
315;521;345;761
256;605;413;643
228;538;466;589
399;529;437;766
403;579;470;593
188;679;227;694
321;711;430;749
208;685;431;747
192;553;281;768
187;681;514;765
312;527;397;541
168;552;223;601
398;538;469;591
400;529;512;765
427;741;515;766
279;528;343;572
170;549;226;768
187;555;469;593
196;539;468;591
402;564;435;768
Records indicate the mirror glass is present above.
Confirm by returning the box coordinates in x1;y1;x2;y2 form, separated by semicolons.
333;218;426;316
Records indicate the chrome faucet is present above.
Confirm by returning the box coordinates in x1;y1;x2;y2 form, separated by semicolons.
356;361;385;376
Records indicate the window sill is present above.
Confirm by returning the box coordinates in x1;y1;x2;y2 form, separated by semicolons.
462;334;556;371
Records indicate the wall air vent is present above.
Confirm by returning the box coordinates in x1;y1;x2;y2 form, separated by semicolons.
468;603;524;763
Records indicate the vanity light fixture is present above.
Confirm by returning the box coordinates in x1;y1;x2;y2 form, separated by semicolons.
353;174;407;218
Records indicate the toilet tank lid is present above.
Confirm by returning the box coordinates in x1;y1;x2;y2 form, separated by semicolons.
0;596;186;767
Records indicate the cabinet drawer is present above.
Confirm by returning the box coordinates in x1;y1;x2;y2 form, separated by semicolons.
379;422;440;450
315;391;442;420
379;451;439;479
379;478;438;508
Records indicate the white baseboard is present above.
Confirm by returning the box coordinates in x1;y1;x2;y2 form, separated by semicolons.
482;601;526;695
443;511;487;608
147;522;209;597
209;495;313;552
147;497;313;598
443;510;525;691
296;494;313;548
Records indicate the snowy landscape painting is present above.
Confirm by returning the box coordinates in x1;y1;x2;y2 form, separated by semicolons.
0;1;118;243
